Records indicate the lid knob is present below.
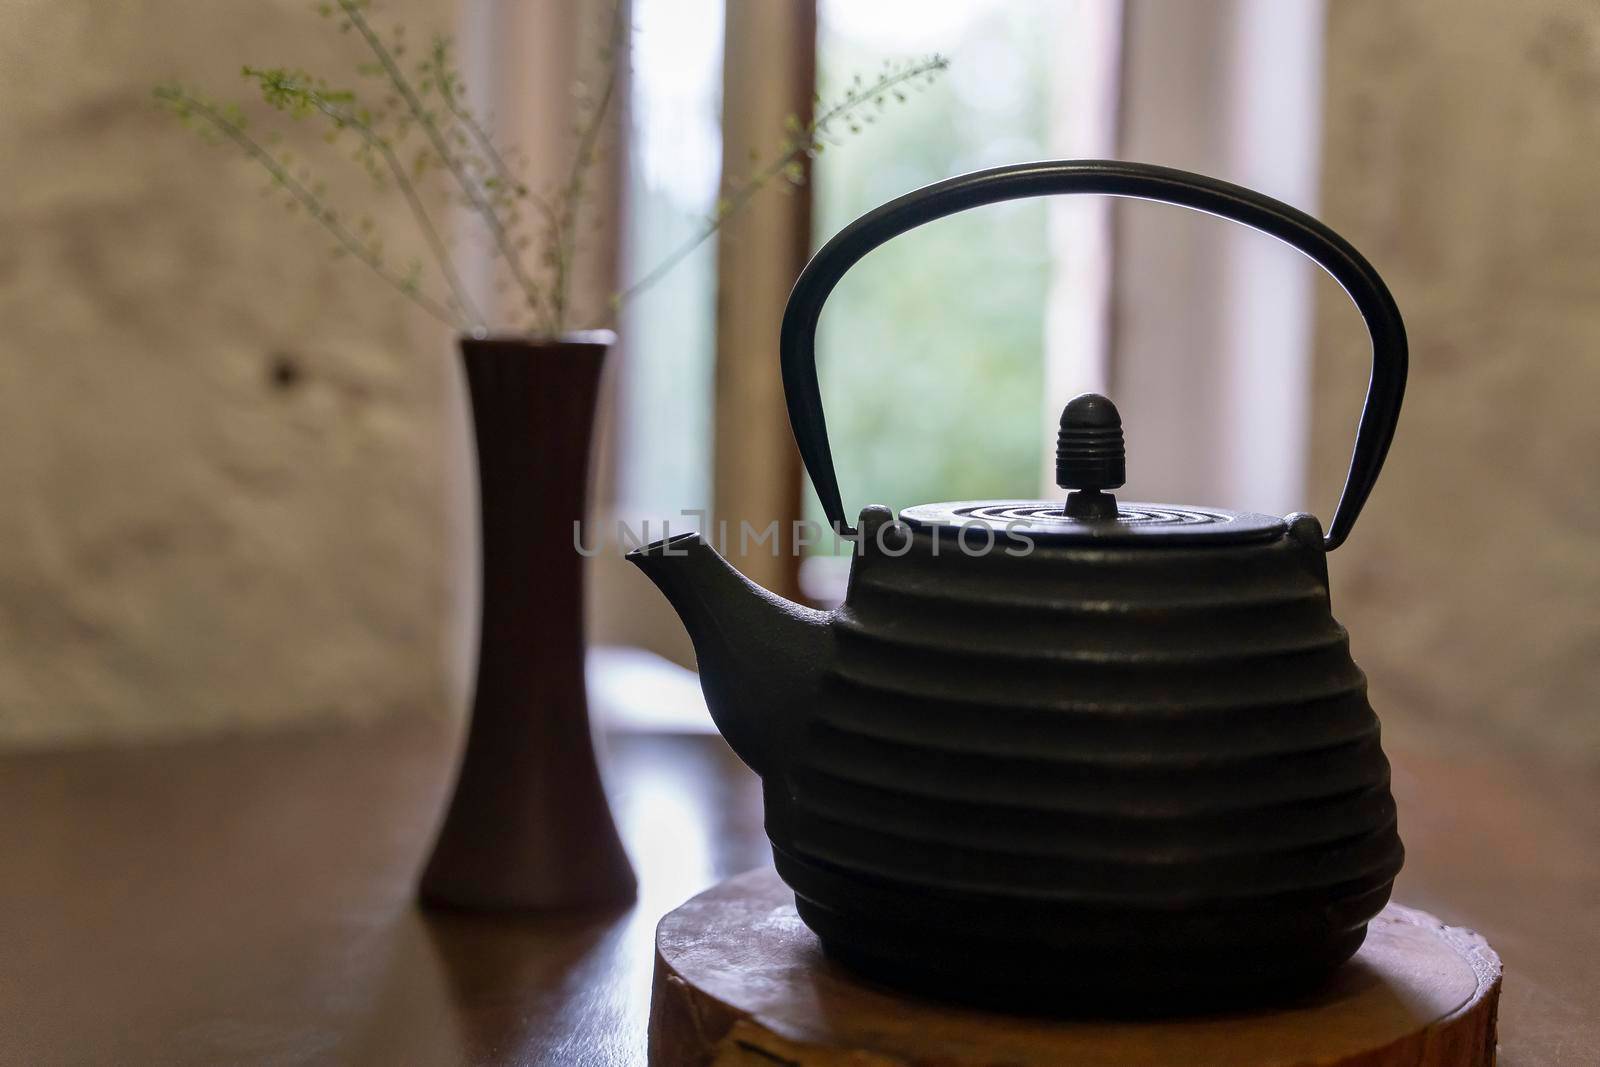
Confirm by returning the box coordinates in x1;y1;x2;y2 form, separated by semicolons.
1056;393;1124;521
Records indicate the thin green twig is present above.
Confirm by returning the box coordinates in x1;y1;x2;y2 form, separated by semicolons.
615;55;950;311
158;4;948;339
154;86;465;330
336;0;546;330
550;0;626;334
423;37;556;332
426;39;528;223
244;67;486;332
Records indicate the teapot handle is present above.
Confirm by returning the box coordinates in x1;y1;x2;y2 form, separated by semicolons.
779;159;1407;552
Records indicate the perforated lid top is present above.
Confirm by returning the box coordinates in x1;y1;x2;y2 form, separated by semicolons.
897;393;1286;545
898;499;1287;545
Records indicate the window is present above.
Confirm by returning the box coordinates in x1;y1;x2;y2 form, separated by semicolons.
597;0;1324;666
813;1;1057;516
802;0;1119;600
614;0;726;529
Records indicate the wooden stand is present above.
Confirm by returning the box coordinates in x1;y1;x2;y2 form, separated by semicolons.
649;868;1500;1066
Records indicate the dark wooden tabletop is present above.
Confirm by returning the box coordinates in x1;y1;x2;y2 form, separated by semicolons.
1;714;1594;1065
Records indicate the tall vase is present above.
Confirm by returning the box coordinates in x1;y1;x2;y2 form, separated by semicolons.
420;334;636;911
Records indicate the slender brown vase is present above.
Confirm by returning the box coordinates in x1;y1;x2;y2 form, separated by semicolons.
419;334;636;911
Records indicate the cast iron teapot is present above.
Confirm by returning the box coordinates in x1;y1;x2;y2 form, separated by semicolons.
629;160;1406;1008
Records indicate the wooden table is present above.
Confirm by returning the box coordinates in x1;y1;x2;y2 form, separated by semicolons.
1;715;1594;1065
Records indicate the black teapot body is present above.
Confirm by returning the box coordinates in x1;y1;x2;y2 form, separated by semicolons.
773;508;1399;1007
630;160;1407;1008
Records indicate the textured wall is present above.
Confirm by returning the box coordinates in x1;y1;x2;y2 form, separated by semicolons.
1313;1;1600;756
0;1;473;744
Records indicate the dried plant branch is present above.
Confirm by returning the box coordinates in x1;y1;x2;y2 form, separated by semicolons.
615;55;950;311
333;0;549;331
549;0;627;334
156;4;949;340
417;36;556;332
423;38;527;215
242;66;485;332
153;84;465;330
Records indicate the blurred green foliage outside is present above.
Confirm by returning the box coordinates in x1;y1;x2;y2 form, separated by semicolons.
809;4;1053;544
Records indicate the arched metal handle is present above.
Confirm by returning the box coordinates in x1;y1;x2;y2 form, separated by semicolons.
779;159;1407;552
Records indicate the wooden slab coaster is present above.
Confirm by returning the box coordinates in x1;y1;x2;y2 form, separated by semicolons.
649;867;1500;1066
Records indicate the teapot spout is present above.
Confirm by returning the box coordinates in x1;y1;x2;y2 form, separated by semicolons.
626;534;830;775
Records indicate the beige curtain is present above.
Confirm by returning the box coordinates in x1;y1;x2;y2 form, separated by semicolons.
461;0;627;328
587;0;816;665
1111;0;1326;517
712;0;816;602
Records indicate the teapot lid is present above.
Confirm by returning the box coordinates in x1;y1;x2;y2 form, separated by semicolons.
898;393;1286;545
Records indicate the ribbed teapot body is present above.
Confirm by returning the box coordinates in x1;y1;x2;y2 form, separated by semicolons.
765;518;1403;1006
